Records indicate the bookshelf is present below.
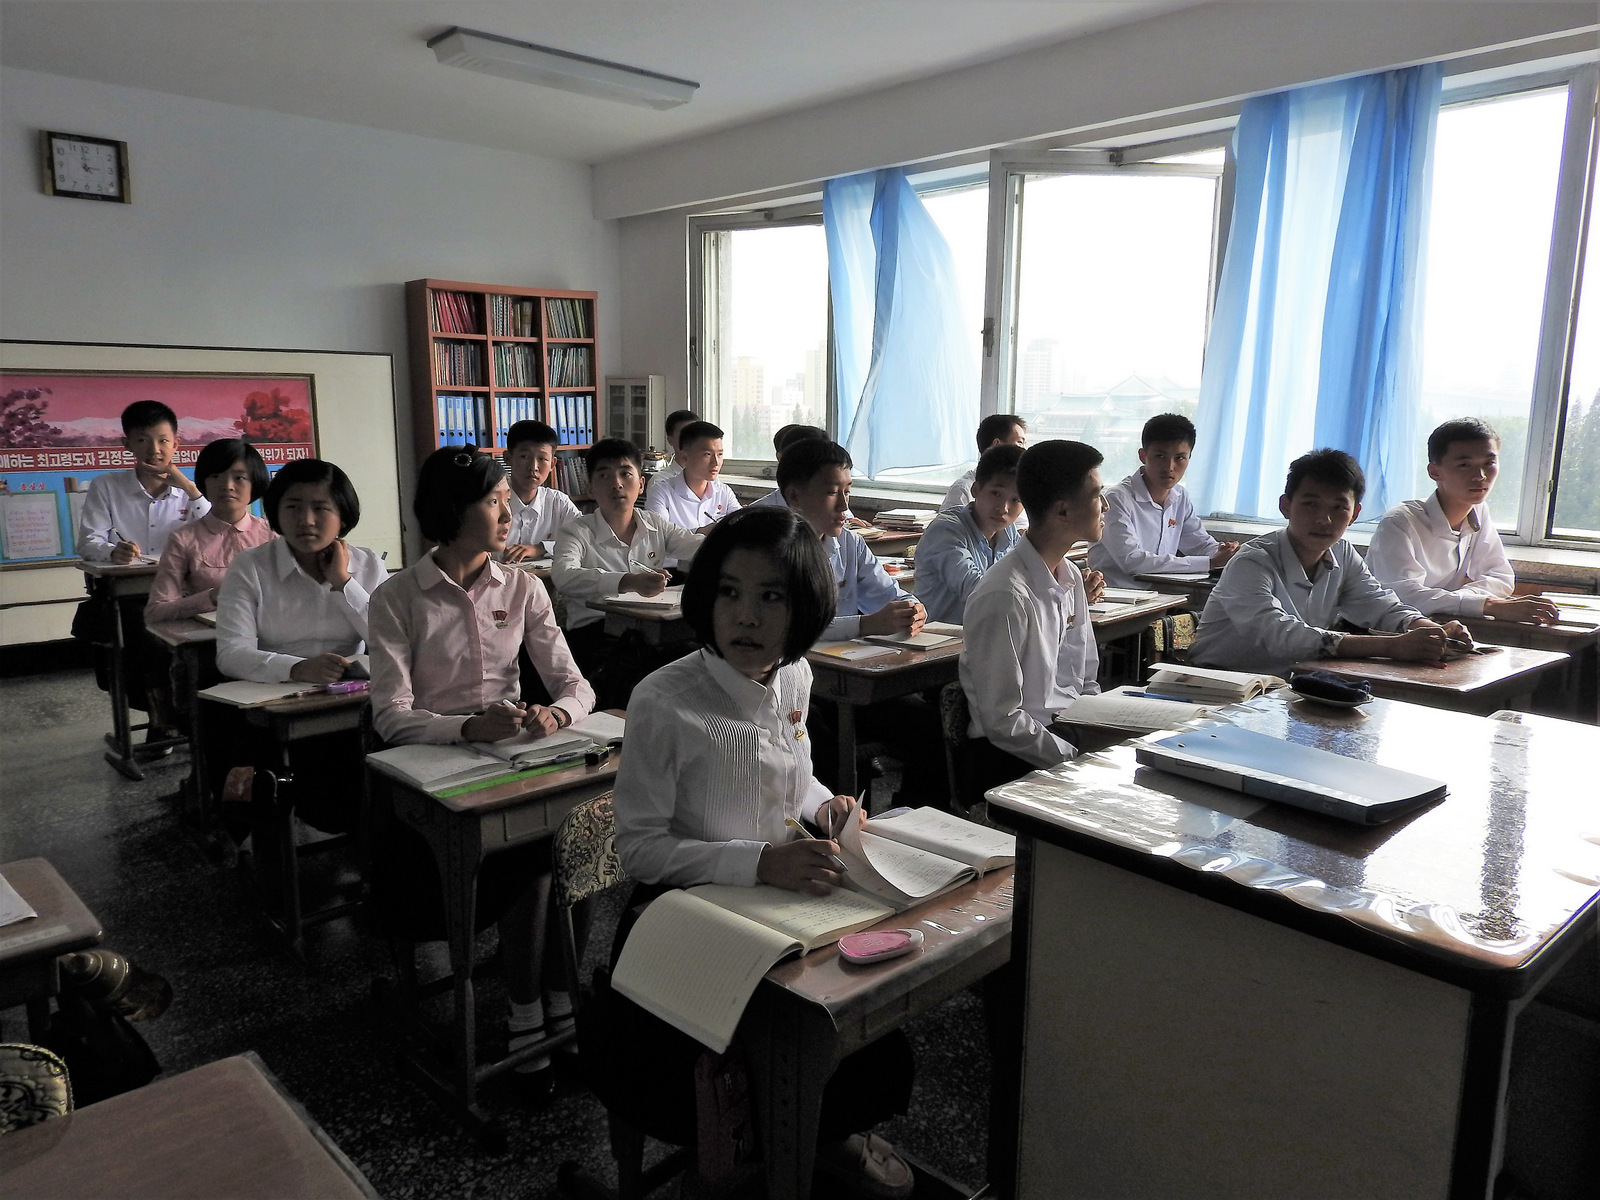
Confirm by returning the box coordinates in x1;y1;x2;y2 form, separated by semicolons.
405;279;600;474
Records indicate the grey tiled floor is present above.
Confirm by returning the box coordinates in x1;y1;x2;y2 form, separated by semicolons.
0;667;992;1198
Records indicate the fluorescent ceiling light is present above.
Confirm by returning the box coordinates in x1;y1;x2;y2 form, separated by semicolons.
428;27;699;110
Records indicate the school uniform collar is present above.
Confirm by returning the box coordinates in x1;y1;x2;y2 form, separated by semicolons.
416;548;506;592
1130;469;1162;509
1013;535;1067;597
1423;490;1482;536
700;647;777;720
509;488;537;514
199;511;256;535
269;536;306;581
1266;526;1336;585
959;503;1016;552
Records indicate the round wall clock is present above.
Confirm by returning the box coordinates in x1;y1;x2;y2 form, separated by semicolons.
40;130;130;203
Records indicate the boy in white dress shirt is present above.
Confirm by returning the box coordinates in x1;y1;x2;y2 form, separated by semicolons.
78;400;211;563
649;408;699;485
1190;449;1470;676
1087;412;1239;588
502;420;580;563
551;437;702;697
940;414;1027;510
1366;418;1559;625
961;440;1108;785
643;419;741;535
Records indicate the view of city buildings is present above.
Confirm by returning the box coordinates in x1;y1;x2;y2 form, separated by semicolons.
723;344;826;460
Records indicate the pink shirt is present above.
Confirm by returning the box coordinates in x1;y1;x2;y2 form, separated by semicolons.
368;550;595;745
145;512;275;624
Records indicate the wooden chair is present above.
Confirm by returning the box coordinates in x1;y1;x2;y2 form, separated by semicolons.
551;792;695;1200
938;681;984;818
0;1044;72;1135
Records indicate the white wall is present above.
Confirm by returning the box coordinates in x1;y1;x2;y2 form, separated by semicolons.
0;65;619;641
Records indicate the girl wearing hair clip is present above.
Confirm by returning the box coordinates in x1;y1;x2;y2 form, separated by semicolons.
368;445;595;1100
611;506;917;1197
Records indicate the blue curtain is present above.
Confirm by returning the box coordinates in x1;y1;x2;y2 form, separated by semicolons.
823;169;974;478
1190;65;1442;519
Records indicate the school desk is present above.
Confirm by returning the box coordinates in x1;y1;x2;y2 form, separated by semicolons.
0;858;102;1042
146;618;218;831
586;593;694;648
1088;592;1188;651
78;560;183;780
859;528;922;557
0;1051;379;1199
805;639;966;795
746;867;1014;1200
366;745;620;1145
986;695;1600;1200
1460;615;1599;723
1133;568;1219;603
1291;644;1569;716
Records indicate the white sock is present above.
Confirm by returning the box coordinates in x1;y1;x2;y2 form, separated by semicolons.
546;990;577;1053
508;999;549;1074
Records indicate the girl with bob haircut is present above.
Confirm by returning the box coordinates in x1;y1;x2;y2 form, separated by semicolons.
610;505;918;1197
146;438;274;624
368;445;596;1098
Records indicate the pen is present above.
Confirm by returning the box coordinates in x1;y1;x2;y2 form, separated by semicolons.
1123;691;1193;702
784;816;849;873
1444;638;1476;654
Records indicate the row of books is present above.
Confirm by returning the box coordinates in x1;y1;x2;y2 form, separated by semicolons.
433;341;485;387
430;290;481;335
546;297;591;339
550;394;596;445
489;294;538;338
551;449;590;498
493;342;538;388
436;395;491;447
547;346;593;387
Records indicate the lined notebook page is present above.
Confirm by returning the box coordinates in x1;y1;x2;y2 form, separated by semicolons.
689;883;894;951
612;891;801;1053
868;808;1017;871
843;828;972;903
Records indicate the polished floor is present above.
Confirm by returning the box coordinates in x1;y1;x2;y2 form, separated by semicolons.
0;665;993;1198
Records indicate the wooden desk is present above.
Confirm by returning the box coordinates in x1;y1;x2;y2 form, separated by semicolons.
146;619;218;830
0;1051;379;1198
746;868;1014;1200
860;529;922;557
78;560;179;780
1460;615;1599;723
1133;569;1218;603
587;595;694;648
1089;592;1189;649
1292;644;1569;716
987;696;1600;1199
0;859;103;1041
806;639;965;795
367;750;620;1143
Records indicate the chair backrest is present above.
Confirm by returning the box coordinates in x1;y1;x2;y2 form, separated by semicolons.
938;681;970;749
553;791;628;910
0;1043;72;1134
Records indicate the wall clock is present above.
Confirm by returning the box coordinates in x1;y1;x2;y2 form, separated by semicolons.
40;130;130;203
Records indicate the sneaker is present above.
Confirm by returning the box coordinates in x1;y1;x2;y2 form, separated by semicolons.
816;1132;914;1199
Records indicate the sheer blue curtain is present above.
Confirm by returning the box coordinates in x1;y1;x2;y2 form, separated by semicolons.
1191;65;1442;519
823;169;974;478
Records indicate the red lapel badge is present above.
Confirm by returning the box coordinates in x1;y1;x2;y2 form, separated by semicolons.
790;709;806;740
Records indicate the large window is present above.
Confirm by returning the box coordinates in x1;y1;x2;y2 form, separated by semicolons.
1551;134;1600;539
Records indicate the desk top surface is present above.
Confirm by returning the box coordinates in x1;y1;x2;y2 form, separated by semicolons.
78;560;158;578
0;858;102;969
1292;644;1568;696
1090;594;1189;625
0;1053;376;1198
806;638;965;677
588;596;685;623
989;696;1600;974
146;619;218;647
1461;614;1600;647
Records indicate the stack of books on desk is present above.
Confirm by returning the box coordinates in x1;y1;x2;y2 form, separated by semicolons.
872;509;938;533
1098;587;1162;604
1145;664;1286;703
367;711;626;795
600;585;684;609
1536;593;1600;627
612;804;1014;1051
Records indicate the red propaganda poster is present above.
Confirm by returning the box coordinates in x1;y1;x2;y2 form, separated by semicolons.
0;371;316;564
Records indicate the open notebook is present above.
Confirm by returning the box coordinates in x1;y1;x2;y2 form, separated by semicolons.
367;711;626;794
612;806;1014;1050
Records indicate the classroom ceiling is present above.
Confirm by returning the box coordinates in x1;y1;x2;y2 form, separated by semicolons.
0;0;1199;165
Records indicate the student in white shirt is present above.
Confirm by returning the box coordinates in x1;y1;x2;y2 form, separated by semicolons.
961;440;1108;783
752;425;862;523
778;438;923;641
502;420;580;562
550;437;702;686
369;447;595;1099
1366;418;1559;624
915;444;1024;624
648;408;699;485
212;458;385;834
642;419;741;534
612;506;916;1196
940;413;1027;510
77;399;211;562
1190;449;1470;676
1087;412;1239;588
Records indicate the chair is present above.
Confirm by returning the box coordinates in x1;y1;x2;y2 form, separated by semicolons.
0;1043;72;1135
552;792;695;1200
939;681;983;817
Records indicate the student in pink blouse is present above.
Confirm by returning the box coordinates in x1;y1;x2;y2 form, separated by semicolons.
145;439;274;624
369;445;596;1101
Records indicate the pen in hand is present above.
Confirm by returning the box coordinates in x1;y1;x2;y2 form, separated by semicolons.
784;816;849;873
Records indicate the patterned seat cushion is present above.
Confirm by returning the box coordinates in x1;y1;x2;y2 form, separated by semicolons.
0;1043;72;1135
553;791;626;908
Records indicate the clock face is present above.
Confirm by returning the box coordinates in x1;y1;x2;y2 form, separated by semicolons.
45;133;126;200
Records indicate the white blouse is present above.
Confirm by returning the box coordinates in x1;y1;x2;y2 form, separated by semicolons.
215;537;387;682
613;649;833;888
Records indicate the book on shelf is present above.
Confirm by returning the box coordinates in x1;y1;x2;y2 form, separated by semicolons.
489;293;538;338
367;711;626;794
547;346;593;388
1054;685;1216;733
433;341;484;387
1145;663;1287;703
554;449;589;498
545;297;591;339
493;342;538;388
430;289;480;335
612;803;1013;1051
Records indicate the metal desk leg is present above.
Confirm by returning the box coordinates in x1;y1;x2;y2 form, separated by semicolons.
836;701;858;797
101;589;144;781
178;646;212;831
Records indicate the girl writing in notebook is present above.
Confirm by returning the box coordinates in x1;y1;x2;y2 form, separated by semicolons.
368;446;595;1099
612;506;916;1198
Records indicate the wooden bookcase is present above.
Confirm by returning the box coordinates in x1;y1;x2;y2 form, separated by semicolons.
405;278;600;468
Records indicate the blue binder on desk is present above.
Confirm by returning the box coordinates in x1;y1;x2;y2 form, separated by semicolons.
1134;724;1447;825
